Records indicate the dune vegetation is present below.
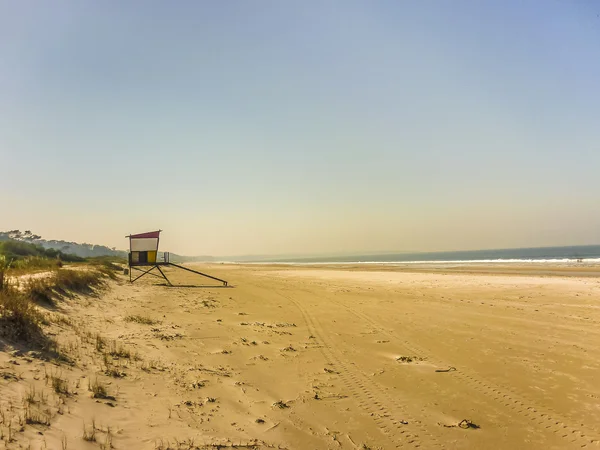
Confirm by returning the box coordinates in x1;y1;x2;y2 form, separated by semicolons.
0;240;123;346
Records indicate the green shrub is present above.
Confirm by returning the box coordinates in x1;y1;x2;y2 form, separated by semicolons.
0;240;40;258
12;256;61;272
0;255;11;291
0;240;84;264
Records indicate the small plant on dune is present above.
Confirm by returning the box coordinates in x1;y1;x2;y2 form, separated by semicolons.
101;351;112;367
82;419;97;442
102;354;126;378
155;439;169;450
89;378;107;398
95;334;106;352
24;385;37;405
24;403;52;426
107;339;137;359
89;378;115;400
101;426;113;450
273;400;289;409
141;359;164;373
105;367;126;378
45;368;69;395
52;375;69;395
23;385;47;405
124;315;160;325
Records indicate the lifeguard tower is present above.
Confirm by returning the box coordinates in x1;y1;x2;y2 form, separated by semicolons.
126;230;228;287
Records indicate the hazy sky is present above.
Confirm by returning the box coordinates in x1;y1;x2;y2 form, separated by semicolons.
2;1;600;256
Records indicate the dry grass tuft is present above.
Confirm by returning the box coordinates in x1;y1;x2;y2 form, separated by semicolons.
45;368;70;395
124;315;160;325
82;419;97;442
0;264;112;347
24;403;52;426
91;259;123;281
0;286;43;341
95;333;106;352
17;268;107;307
89;378;108;398
105;367;126;378
89;378;115;400
102;353;127;378
24;385;37;405
24;277;54;304
100;426;114;449
53;269;105;295
53;314;74;327
107;339;138;360
23;385;48;406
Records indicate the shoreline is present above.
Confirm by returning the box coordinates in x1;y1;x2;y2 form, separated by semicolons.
201;261;600;278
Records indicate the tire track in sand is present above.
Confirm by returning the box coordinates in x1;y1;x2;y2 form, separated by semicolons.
326;296;599;449
275;288;442;449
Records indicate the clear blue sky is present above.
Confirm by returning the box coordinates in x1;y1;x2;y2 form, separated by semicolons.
2;1;599;256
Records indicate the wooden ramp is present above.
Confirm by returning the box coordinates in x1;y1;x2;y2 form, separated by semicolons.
129;262;228;287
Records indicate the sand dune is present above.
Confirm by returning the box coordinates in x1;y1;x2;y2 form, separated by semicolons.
1;264;599;449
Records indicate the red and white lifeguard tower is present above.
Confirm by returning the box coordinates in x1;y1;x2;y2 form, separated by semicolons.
126;230;227;287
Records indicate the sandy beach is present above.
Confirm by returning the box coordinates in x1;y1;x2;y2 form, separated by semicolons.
1;263;599;449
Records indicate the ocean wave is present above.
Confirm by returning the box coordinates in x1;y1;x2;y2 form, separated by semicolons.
241;258;600;265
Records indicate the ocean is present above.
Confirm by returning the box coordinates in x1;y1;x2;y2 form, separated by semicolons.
260;245;600;265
